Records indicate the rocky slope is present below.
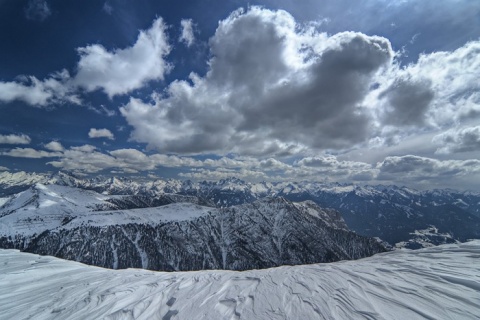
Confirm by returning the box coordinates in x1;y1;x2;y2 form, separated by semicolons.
2;171;480;246
0;184;386;271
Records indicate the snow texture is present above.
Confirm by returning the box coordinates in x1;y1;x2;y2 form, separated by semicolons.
0;241;479;319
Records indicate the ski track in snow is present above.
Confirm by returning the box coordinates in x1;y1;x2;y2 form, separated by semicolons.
1;241;479;320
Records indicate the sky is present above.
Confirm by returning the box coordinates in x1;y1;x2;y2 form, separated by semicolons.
1;0;480;190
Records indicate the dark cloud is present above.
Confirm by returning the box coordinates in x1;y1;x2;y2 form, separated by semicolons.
380;77;434;126
377;155;480;182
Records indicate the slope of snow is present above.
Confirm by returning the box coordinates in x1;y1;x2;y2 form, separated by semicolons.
1;241;479;320
0;184;114;236
0;197;9;207
64;203;215;229
0;184;215;237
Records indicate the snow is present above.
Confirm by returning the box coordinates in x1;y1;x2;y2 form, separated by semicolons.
0;184;214;237
0;197;9;207
1;241;479;320
63;203;214;229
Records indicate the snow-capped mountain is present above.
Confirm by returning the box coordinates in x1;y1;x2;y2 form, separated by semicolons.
1;241;478;320
2;171;480;246
0;184;385;271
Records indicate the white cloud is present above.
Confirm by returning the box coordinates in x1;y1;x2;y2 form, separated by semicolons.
433;126;480;154
0;166;8;171
0;70;80;107
0;17;170;107
0;134;31;145
1;148;61;158
121;7;393;155
73;17;171;98
102;2;113;15
88;128;115;140
25;0;51;22
370;40;480;131
179;19;195;47
44;141;64;152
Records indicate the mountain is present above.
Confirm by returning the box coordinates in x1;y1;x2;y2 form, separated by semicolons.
1;241;479;320
0;184;385;271
2;171;480;246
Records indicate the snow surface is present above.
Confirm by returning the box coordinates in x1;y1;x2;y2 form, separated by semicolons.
0;197;9;207
64;203;214;229
1;241;479;320
0;184;214;237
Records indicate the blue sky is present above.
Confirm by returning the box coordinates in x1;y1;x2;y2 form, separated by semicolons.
1;0;480;190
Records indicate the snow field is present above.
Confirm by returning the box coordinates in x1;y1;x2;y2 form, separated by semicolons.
0;241;479;320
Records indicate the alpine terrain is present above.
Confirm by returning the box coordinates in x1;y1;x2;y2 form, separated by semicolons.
0;183;385;271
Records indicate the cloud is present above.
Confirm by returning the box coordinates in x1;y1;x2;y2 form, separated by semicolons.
179;168;269;181
102;2;113;15
73;17;171;98
88;128;115;140
377;155;480;184
361;39;480;150
1;148;61;158
0;70;80;107
44;141;64;152
379;77;434;126
0;166;8;171
0;134;31;145
0;17;170;106
372;40;480;129
433;126;480;154
179;19;195;47
121;7;393;155
25;0;51;22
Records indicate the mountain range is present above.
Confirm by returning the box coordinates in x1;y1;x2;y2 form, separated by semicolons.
2;171;479;247
0;183;385;271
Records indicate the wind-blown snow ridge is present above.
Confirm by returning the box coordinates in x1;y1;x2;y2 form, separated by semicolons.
1;241;479;320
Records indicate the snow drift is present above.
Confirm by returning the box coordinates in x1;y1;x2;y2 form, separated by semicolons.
1;241;479;319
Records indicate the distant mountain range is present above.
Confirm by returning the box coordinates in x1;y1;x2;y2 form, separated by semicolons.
2;171;479;248
0;183;385;271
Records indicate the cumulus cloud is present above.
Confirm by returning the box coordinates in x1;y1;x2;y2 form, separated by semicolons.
73;17;171;98
0;134;31;145
433;126;480;154
0;17;170;106
25;0;51;22
44;141;64;152
379;77;434;126
361;38;480;150
88;128;115;140
179;19;195;47
373;40;480;128
1;148;61;158
121;7;393;155
0;70;79;107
